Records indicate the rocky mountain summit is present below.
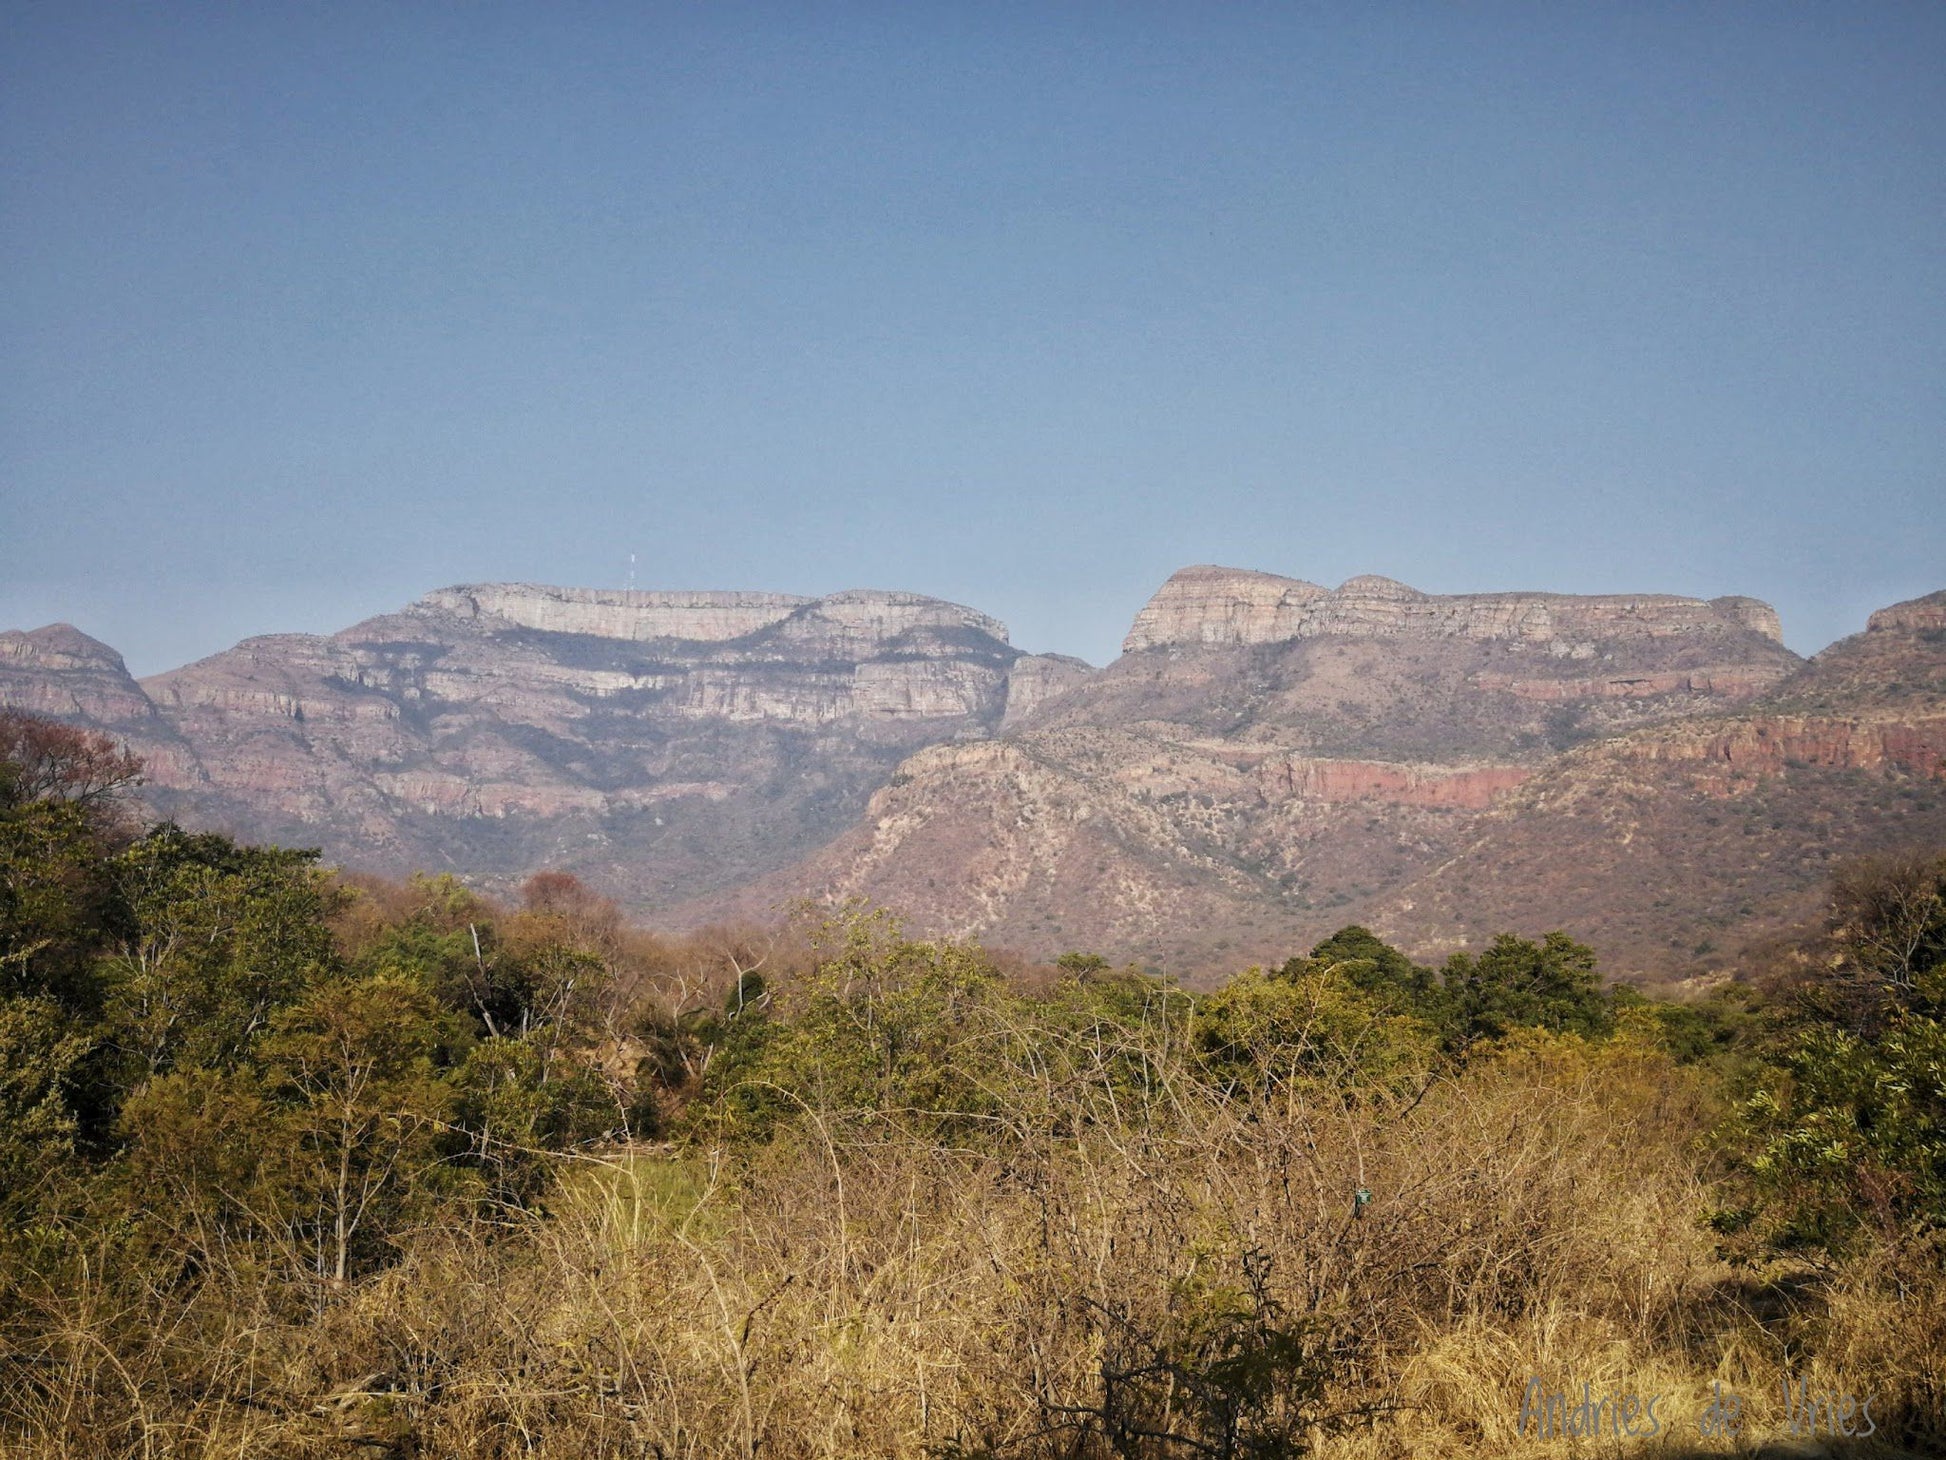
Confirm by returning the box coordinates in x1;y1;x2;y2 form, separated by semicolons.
0;625;201;781
725;573;1943;981
721;567;1814;971
6;572;1941;983
1123;564;1785;652
4;583;1089;905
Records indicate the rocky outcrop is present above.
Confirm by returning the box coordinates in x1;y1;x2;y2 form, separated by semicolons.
0;625;204;782
1123;565;1788;654
1257;757;1531;810
1033;567;1806;765
1469;666;1784;703
0;583;1067;908
1;625;158;722
1620;714;1946;790
1868;590;1946;636
1000;654;1096;730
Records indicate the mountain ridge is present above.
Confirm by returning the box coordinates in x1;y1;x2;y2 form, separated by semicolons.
5;574;1940;984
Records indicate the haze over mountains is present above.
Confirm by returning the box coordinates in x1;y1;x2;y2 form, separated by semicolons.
5;568;1942;984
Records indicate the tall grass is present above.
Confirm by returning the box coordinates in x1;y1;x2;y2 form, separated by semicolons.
3;1021;1937;1457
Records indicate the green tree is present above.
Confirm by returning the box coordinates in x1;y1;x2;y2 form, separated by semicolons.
453;1036;612;1207
101;826;341;1083
1730;853;1946;1256
692;905;1004;1140
1195;964;1433;1095
1441;931;1612;1046
1287;925;1445;1022
120;975;468;1285
252;975;466;1284
0;714;142;1178
0;995;91;1218
0;796;123;1014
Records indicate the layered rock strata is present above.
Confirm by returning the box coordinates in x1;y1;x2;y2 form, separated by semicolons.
1124;564;1786;654
3;584;1073;904
726;567;1821;973
9;573;1940;989
0;625;203;783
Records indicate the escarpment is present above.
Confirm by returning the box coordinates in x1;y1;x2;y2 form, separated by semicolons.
7;570;1941;987
750;568;1940;982
4;583;1082;904
0;624;204;782
1122;564;1787;653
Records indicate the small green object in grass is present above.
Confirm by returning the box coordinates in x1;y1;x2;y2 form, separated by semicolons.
1354;1187;1372;1218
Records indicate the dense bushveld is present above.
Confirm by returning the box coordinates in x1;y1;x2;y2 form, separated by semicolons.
2;708;1943;1458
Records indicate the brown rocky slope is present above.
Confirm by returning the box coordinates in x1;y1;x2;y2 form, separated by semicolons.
8;573;1940;986
3;584;1094;908
1369;590;1946;975
702;567;1907;981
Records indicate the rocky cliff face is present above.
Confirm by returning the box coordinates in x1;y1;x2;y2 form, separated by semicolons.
1868;591;1946;636
1361;590;1946;972
3;584;1067;907
999;653;1096;730
8;572;1939;988
1123;564;1786;653
419;585;814;642
2;625;156;723
744;572;1941;982
1030;570;1802;762
0;625;204;782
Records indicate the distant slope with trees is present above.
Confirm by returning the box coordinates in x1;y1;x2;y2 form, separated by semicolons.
3;708;1943;1455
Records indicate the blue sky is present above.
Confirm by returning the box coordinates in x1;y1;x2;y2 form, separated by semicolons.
4;3;1941;671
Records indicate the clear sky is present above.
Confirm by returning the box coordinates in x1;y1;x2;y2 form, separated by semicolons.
4;2;1941;672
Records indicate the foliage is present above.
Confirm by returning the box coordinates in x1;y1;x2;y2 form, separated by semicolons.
1610;980;1772;1096
1193;964;1433;1095
4;710;1945;1455
1729;852;1946;1258
0;995;91;1217
102;825;343;1082
1288;924;1444;1022
0;709;143;813
691;903;1007;1140
1439;930;1613;1046
0;795;122;1013
455;1035;615;1207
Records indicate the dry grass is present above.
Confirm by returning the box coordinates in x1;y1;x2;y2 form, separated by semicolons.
3;1028;1938;1458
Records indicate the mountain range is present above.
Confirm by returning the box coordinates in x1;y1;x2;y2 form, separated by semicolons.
6;568;1942;984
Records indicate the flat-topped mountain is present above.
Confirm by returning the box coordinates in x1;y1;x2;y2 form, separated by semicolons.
718;573;1941;980
1022;567;1801;766
1124;564;1785;651
5;583;1090;905
416;583;1013;656
1368;589;1946;966
6;570;1940;984
143;583;1034;739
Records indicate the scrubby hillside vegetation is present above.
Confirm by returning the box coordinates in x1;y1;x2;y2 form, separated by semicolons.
2;708;1942;1457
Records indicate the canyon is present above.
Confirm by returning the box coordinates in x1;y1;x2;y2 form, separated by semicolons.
5;569;1942;983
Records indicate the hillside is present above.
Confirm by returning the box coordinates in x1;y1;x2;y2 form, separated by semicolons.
1371;590;1946;972
3;584;1091;907
700;567;1868;979
6;574;1940;984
